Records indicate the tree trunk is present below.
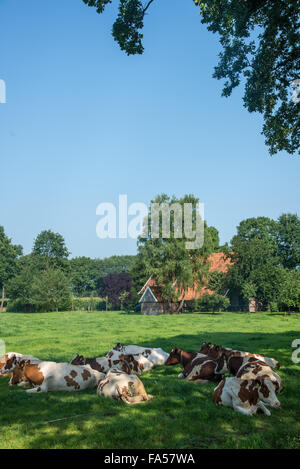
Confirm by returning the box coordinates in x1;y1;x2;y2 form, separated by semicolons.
176;292;186;314
0;285;5;312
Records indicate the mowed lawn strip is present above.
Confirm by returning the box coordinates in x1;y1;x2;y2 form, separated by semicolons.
0;311;299;449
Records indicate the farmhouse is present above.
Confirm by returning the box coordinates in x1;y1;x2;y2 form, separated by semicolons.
138;252;232;315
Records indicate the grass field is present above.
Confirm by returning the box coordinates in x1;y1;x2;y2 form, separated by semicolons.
0;310;299;449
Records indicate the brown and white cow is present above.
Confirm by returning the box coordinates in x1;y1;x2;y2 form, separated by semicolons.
108;343;169;368
70;353;142;376
97;369;153;405
215;353;282;392
165;348;208;378
70;354;110;373
9;358;41;387
215;353;261;375
213;376;281;416
8;359;105;393
0;353;40;377
181;355;223;383
236;359;283;393
199;342;280;369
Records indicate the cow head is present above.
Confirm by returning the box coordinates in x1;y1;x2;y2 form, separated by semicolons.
70;354;85;366
199;342;213;355
256;377;281;408
0;354;8;371
215;353;229;374
113;343;123;351
118;354;142;375
9;360;27;386
1;354;19;374
165;348;182;366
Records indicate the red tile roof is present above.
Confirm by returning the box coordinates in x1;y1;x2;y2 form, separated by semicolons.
139;252;232;302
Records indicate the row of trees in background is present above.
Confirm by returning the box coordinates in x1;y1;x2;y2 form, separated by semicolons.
209;214;300;312
1;195;300;313
0;228;136;312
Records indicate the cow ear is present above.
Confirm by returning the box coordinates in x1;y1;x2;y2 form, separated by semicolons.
177;347;181;353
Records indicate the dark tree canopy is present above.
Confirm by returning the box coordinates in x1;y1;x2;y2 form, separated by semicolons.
83;0;300;155
99;271;132;308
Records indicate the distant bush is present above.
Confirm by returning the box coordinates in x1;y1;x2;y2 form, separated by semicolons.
182;295;230;313
72;297;110;311
6;299;34;313
183;300;197;313
197;293;230;312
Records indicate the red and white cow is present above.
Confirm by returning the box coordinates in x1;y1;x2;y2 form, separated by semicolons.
106;343;169;371
70;354;111;373
213;376;281;416
215;353;261;375
165;347;208;378
97;369;153;405
215;353;283;392
8;358;105;393
9;358;41;387
236;359;283;392
180;355;223;383
199;343;280;369
70;353;142;376
0;353;40;377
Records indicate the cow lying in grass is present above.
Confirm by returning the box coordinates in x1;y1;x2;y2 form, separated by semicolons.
0;353;40;377
236;359;283;392
213;376;281;416
181;355;224;383
70;354;110;373
199;342;280;369
97;369;153;405
215;353;283;392
165;348;222;382
165;347;206;370
70;353;142;376
108;343;169;369
8;357;104;393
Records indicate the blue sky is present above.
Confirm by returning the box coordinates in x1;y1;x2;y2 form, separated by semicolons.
1;0;299;259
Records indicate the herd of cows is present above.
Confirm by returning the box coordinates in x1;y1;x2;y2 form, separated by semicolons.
0;342;282;416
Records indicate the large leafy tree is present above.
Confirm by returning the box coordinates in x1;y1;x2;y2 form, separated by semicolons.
32;230;70;271
6;255;37;308
30;268;72;312
227;217;286;308
69;257;101;297
137;193;217;311
0;227;23;311
83;0;299;155
276;213;300;269
278;269;300;312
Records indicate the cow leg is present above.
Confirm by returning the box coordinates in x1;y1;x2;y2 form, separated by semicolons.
191;378;209;383
232;404;253;416
26;387;41;393
257;401;271;416
120;394;150;405
26;383;47;393
17;381;28;388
